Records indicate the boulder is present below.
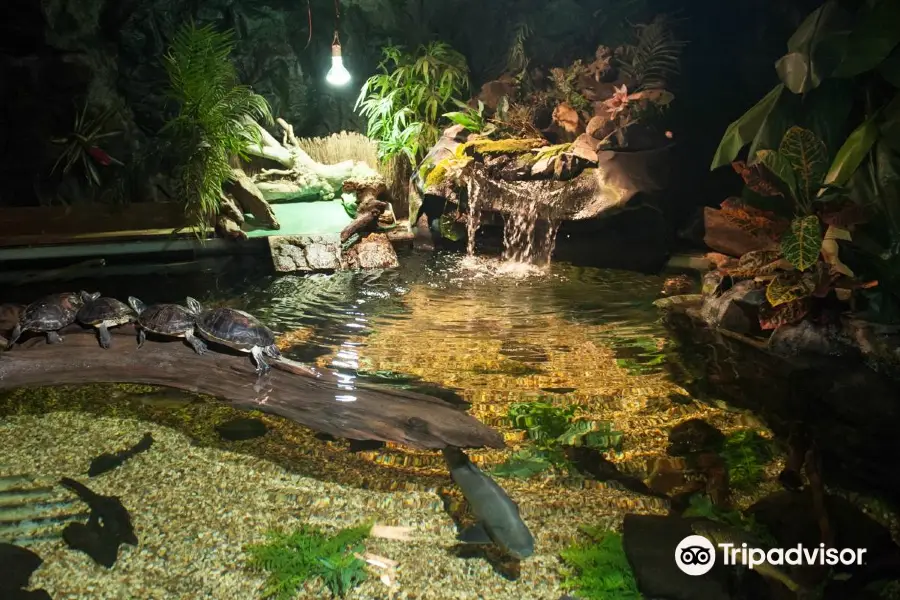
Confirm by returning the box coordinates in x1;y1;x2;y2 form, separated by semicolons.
622;515;734;600
667;419;725;456
475;79;517;111
268;235;342;272
570;133;601;163
700;280;765;334
768;320;853;358
586;114;614;140
343;233;399;270
551;102;583;137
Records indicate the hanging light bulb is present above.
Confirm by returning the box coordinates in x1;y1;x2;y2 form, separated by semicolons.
326;34;351;86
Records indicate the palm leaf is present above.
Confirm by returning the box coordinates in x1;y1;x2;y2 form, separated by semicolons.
619;15;687;90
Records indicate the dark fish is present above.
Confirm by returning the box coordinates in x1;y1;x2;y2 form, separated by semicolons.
88;433;154;477
216;417;268;441
59;478;138;568
442;447;535;560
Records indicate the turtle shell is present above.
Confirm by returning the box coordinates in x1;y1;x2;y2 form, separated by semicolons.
21;292;84;332
137;304;195;337
195;307;275;351
77;297;134;326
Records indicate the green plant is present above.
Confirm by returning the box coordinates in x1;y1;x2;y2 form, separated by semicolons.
443;100;490;133
618;14;686;91
720;430;774;490
356;42;470;163
51;102;123;187
682;494;777;546
560;528;641;600
245;522;371;599
493;402;623;479
163;22;272;233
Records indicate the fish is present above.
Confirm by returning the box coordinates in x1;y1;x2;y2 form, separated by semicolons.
441;447;535;560
691;519;806;594
88;433;154;477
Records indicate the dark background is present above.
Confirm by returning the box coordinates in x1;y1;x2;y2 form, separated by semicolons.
0;0;820;214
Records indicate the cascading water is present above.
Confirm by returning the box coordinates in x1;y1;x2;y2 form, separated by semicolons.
464;178;560;271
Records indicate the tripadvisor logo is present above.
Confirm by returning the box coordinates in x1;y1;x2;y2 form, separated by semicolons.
675;535;867;576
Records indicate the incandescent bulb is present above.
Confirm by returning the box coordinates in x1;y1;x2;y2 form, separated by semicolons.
326;43;351;86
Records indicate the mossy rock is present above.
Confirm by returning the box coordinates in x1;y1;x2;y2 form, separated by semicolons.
456;137;546;157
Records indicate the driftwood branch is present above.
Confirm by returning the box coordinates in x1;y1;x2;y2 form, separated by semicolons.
0;326;504;450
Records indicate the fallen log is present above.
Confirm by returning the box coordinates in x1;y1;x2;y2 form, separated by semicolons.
0;325;504;451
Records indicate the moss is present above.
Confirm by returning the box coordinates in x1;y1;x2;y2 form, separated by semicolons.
245;522;372;599
560;528;641;599
456;137;546;157
423;156;471;188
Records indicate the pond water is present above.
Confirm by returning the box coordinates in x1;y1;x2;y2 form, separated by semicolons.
1;251;897;599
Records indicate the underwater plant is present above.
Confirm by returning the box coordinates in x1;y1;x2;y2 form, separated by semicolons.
560;527;641;600
682;493;776;546
245;522;371;599
720;429;774;491
355;41;470;163
492;402;623;479
163;22;272;234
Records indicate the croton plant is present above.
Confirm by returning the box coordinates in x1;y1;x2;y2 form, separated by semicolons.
715;126;876;330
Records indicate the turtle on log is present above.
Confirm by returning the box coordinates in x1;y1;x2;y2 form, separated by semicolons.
127;297;207;355
76;292;136;349
187;297;280;375
6;292;89;347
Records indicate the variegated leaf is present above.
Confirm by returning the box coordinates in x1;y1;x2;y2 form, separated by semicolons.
779;126;828;204
766;272;814;307
759;298;810;330
780;215;822;271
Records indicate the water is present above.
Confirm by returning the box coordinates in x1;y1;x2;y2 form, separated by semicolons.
1;252;895;599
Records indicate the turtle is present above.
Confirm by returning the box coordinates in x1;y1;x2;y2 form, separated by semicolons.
187;297;281;374
6;292;89;347
127;296;207;355
76;292;136;349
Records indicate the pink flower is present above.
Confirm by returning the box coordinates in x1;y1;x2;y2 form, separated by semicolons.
87;146;112;166
603;84;630;117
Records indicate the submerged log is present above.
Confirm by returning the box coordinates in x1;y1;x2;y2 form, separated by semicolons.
0;326;504;451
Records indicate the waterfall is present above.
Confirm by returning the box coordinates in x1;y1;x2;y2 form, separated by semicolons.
501;198;560;266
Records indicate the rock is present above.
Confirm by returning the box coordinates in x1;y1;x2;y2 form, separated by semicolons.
343;233;399;270
622;514;733;600
841;317;900;370
662;275;694;296
646;454;728;505
228;169;280;230
768;320;852;358
700;280;764;334
570;133;601;163
668;419;725;456
0;304;25;338
0;543;43;590
216;417;268;441
703;207;776;257
476;79;517;111
268;235;343;272
551;102;582;136
748;490;899;583
586;114;613;139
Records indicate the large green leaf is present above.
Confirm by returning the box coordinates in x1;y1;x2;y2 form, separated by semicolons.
775;1;850;93
881;93;900;152
797;78;854;157
881;46;900;87
824;117;880;187
781;215;823;271
711;84;785;170
779;126;829;203
755;149;798;199
832;0;900;78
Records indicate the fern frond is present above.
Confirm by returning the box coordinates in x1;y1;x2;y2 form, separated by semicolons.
619;14;687;90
